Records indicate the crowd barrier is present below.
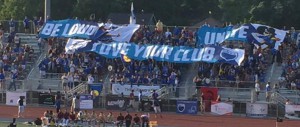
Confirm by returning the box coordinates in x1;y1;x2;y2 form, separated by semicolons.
0;77;299;119
0;20;36;34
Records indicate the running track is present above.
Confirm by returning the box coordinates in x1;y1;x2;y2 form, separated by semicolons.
0;105;298;127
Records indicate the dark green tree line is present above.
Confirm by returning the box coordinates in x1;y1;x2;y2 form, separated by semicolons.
0;0;300;29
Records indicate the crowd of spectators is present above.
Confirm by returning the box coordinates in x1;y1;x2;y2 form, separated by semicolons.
278;32;300;90
0;26;38;91
33;109;150;127
38;20;196;90
193;25;300;91
193;40;270;88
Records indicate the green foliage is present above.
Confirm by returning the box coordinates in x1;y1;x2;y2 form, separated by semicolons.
0;0;42;20
220;0;300;29
0;0;300;28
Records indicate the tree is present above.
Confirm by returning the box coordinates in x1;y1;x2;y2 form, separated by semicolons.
51;0;77;20
250;0;300;29
0;0;43;20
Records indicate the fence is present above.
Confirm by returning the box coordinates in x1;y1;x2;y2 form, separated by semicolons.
0;20;37;34
0;79;297;119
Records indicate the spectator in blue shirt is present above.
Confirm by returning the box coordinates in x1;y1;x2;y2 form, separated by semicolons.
37;17;44;31
8;72;18;91
0;71;5;90
23;16;30;33
9;18;15;33
33;16;39;34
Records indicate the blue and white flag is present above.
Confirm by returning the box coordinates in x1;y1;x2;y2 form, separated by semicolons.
108;24;140;42
197;24;287;50
66;39;245;65
39;19;102;39
130;2;136;24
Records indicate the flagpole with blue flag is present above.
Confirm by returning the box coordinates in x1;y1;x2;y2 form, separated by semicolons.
130;2;136;24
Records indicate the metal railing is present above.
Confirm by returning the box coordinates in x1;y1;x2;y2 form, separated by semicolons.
0;20;37;34
147;86;169;99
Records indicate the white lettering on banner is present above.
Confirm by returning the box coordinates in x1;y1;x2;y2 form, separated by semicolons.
191;49;203;61
111;84;160;96
68;24;98;36
112;43;123;57
143;45;154;58
62;24;70;36
216;32;225;43
154;46;165;58
91;43;99;52
99;43;111;55
50;24;62;36
66;40;244;65
210;33;216;44
76;24;91;34
205;30;235;44
164;47;173;60
69;24;79;35
134;45;145;57
238;26;249;38
230;29;238;38
120;43;131;55
204;32;211;44
149;45;159;59
174;49;185;61
85;26;98;35
41;23;54;35
225;31;232;38
182;50;190;61
202;47;215;61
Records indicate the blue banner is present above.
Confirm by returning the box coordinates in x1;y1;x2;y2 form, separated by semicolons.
176;100;198;115
39;19;103;39
66;39;245;65
197;24;287;50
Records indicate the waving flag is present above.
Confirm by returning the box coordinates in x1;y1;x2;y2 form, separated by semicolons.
130;2;136;24
121;54;132;63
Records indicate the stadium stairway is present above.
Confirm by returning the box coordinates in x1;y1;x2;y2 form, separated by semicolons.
178;63;199;99
265;63;283;86
26;38;62;92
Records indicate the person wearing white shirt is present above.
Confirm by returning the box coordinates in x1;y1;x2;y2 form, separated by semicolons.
87;74;94;84
255;81;260;101
61;74;68;91
165;28;172;39
73;73;80;87
69;62;76;74
265;82;271;102
291;81;296;90
67;73;74;89
14;34;20;47
138;90;144;111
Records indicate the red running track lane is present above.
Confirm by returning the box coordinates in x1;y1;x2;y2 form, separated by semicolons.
0;105;298;127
